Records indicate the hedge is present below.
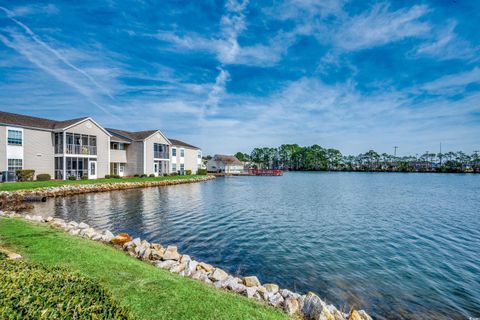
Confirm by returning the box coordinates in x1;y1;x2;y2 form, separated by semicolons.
36;173;51;181
0;257;131;319
197;169;208;175
16;170;35;182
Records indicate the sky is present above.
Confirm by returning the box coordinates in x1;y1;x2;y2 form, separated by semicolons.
0;0;479;156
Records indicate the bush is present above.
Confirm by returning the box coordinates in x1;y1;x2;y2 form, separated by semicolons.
68;176;77;181
81;176;88;180
16;170;35;182
0;258;131;319
185;170;192;176
170;172;178;176
140;174;147;178
163;173;168;177
133;174;139;177
36;174;51;181
196;169;207;175
149;174;155;177
104;175;111;179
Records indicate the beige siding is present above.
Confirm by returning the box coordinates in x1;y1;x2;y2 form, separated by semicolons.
145;132;170;175
23;128;54;177
0;126;5;171
65;119;110;178
172;146;200;173
125;141;143;175
110;149;127;163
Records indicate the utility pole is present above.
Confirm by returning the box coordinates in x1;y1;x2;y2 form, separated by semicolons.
439;142;442;166
394;146;398;157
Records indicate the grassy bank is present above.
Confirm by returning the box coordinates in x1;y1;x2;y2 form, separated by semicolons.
0;218;286;320
0;175;209;192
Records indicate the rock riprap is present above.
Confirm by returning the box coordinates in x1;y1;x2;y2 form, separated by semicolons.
0;210;372;320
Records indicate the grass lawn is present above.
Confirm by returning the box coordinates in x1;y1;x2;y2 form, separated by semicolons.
0;218;287;320
0;175;209;192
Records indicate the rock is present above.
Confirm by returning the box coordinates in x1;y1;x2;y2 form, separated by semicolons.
191;270;212;284
132;237;142;247
170;262;186;273
84;228;96;238
244;286;258;298
162;245;180;260
264;283;279;294
229;282;246;293
197;262;214;272
141;248;152;260
284;297;300;316
91;233;102;241
280;289;295;299
349;310;372;320
184;260;198;276
268;293;284;307
46;216;54;222
180;254;191;264
244;276;261;287
151;249;164;260
151;243;163;251
155;260;177;270
68;221;79;228
102;230;115;242
302;292;333;320
78;222;89;229
69;229;80;236
111;233;133;246
210;268;229;281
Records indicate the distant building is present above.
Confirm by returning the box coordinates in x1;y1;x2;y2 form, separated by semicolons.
206;155;244;173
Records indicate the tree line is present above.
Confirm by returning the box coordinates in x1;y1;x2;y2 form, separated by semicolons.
233;145;480;173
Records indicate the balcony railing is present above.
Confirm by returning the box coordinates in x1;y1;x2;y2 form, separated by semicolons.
65;144;97;155
154;151;169;159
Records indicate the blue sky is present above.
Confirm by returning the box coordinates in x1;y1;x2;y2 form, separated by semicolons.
0;0;479;156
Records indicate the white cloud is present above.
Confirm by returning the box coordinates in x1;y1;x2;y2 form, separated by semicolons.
420;67;480;94
203;68;230;115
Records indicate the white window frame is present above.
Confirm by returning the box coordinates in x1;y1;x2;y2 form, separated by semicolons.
7;128;23;146
7;158;23;173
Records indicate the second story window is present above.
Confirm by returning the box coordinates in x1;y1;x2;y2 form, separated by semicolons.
154;143;169;159
180;149;185;157
7;129;22;145
172;148;177;156
111;142;125;150
198;151;201;159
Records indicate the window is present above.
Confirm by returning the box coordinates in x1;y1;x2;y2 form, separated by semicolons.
7;129;22;145
172;148;177;156
180;163;184;171
197;151;202;159
154;143;169;158
8;159;22;173
180;149;185;157
172;163;177;172
111;142;125;150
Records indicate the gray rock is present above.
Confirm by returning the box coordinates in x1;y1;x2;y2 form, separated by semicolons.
264;283;279;294
280;289;295;299
151;249;164;260
102;230;115;242
78;222;89;229
302;292;332;320
141;248;152;260
244;276;261;287
229;283;246;293
69;229;80;236
268;293;284;307
244;287;258;298
170;262;186;273
155;260;177;270
180;255;191;263
184;260;198;276
132;237;142;247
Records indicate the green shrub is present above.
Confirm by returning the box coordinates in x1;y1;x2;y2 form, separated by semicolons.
170;172;178;176
36;173;51;181
140;174;147;178
16;170;35;182
0;258;131;319
68;176;77;181
104;174;111;179
163;173;168;177
196;169;207;175
185;170;192;176
149;174;155;177
133;174;139;177
81;176;88;180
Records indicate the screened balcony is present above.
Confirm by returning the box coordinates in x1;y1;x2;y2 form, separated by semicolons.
55;132;97;155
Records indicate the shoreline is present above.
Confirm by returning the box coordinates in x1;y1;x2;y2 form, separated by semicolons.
0;211;372;320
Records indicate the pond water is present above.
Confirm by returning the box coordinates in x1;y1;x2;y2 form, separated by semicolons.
31;172;480;319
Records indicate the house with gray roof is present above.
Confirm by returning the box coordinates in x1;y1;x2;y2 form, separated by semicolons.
0;110;202;181
168;138;202;174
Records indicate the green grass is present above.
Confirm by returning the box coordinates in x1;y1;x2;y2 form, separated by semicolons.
0;218;287;320
0;175;208;192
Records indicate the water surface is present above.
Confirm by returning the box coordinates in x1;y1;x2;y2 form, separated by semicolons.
32;172;480;319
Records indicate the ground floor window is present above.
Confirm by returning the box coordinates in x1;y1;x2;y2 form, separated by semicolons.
7;159;22;173
180;163;184;174
55;157;94;180
172;163;177;172
110;163;125;176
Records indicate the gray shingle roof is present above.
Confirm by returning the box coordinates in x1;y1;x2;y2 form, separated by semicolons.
0;110;88;130
106;128;159;141
213;155;243;165
169;138;200;150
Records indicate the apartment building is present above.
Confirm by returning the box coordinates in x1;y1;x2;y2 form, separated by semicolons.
0;111;201;181
169;139;202;174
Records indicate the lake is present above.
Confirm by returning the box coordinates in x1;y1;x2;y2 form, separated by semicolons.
31;172;480;319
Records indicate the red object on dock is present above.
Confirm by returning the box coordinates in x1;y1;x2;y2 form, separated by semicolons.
249;169;283;176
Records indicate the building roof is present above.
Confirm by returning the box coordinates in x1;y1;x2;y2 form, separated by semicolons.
0;110;88;130
169;138;200;150
106;128;159;141
213;154;243;165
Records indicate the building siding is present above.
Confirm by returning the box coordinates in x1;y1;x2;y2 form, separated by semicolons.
110;149;127;163
171;146;200;173
145;132;170;175
0;126;6;171
65;119;110;178
125;141;143;176
23;128;54;177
